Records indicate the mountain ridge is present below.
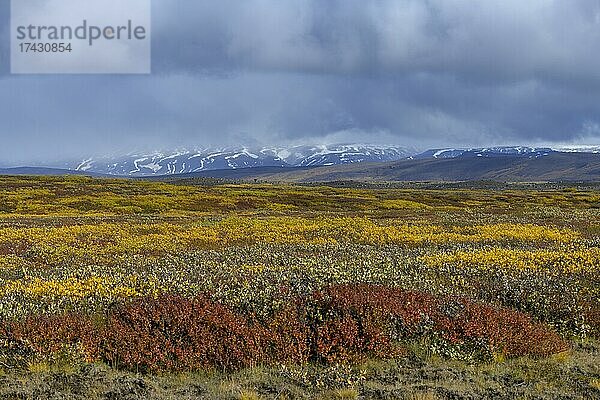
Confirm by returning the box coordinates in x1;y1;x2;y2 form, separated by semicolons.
73;144;416;176
2;144;600;182
70;144;600;177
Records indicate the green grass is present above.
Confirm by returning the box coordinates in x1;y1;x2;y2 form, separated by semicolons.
0;339;597;399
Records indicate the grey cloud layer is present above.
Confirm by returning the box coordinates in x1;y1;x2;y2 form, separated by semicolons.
153;0;600;83
1;0;600;163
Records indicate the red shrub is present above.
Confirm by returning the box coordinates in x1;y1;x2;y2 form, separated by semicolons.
101;294;266;372
311;284;569;358
305;289;406;363
262;303;310;364
4;314;99;362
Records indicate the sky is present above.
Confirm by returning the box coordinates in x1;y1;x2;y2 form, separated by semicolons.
1;0;600;164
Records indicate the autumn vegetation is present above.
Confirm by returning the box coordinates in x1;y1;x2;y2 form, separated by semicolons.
0;176;598;398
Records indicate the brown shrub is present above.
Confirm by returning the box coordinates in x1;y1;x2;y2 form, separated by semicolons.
582;300;600;337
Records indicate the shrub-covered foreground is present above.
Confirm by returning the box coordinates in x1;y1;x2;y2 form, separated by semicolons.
1;285;567;373
0;177;598;398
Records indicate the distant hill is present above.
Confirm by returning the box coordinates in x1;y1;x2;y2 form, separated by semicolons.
254;152;600;182
162;152;600;183
3;145;600;182
147;166;315;181
412;146;554;159
0;167;104;177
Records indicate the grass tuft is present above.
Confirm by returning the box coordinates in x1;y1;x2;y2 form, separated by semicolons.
239;390;262;400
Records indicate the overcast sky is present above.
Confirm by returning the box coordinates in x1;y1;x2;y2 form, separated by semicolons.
1;0;600;164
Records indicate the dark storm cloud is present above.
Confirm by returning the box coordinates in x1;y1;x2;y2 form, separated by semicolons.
152;0;600;84
1;0;600;164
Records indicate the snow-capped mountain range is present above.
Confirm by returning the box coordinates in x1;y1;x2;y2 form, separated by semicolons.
74;144;416;176
412;146;555;159
72;144;600;177
413;146;600;159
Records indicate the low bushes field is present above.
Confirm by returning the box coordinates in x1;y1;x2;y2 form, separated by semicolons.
0;177;598;399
